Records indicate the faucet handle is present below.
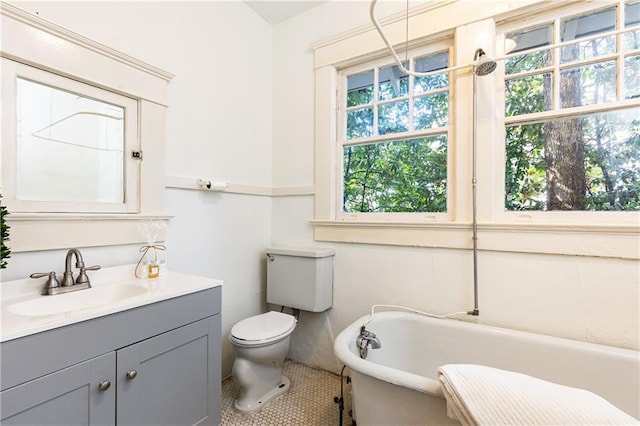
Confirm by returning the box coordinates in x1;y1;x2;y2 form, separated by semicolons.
75;265;101;285
30;272;61;294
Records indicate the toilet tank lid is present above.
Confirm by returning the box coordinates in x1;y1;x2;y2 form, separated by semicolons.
265;246;335;258
231;311;296;341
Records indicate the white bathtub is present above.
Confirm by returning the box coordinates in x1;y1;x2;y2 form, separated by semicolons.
334;311;640;426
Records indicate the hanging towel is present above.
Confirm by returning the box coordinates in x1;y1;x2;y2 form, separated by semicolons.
437;364;639;426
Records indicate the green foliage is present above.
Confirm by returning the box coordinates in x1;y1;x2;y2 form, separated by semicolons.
343;137;447;213
505;112;640;212
1;194;10;269
505;124;546;210
347;86;373;107
504;35;640;211
624;54;640;99
581;114;640;211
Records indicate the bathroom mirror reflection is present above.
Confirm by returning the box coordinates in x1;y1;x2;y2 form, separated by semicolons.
16;78;125;204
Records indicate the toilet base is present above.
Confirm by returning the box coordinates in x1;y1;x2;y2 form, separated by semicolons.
233;375;291;415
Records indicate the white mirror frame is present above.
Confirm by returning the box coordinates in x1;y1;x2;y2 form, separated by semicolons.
0;3;174;252
3;59;140;214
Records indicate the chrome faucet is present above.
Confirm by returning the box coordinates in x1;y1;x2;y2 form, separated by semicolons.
30;248;101;295
62;248;85;286
357;327;382;359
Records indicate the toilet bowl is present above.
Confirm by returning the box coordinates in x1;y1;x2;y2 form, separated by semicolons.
229;247;334;415
229;311;297;414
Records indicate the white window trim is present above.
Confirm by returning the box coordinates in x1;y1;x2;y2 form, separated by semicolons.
1;3;174;252
495;1;640;227
312;0;640;260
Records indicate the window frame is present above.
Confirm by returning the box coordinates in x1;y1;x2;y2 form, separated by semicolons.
336;40;454;223
495;0;640;226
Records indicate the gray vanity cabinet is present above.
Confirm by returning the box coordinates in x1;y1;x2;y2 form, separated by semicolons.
0;286;222;426
0;352;116;425
116;317;217;425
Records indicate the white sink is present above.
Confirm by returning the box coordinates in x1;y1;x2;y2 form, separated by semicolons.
8;284;148;317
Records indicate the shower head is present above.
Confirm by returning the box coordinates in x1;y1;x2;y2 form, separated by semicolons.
473;48;497;76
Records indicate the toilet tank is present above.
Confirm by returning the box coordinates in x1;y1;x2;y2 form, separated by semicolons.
265;247;335;312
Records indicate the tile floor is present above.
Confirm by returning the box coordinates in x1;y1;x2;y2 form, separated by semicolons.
221;360;353;425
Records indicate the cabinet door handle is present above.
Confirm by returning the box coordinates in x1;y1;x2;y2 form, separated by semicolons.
98;380;111;391
126;370;138;380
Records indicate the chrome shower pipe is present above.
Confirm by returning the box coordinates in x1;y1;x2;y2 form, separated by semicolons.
469;67;480;316
469;49;496;316
369;0;481;78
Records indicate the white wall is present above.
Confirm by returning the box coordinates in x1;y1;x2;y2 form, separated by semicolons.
271;1;640;373
4;1;274;378
166;189;271;377
3;0;638;383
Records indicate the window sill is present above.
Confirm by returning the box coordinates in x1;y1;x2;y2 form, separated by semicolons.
6;213;172;253
311;220;639;259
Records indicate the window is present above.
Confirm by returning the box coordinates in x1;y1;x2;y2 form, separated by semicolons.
313;0;638;258
338;45;451;219
503;1;640;212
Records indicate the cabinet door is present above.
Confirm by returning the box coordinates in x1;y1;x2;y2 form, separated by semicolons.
116;316;220;426
0;352;115;426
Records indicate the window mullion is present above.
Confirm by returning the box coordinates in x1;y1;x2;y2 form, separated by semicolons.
553;18;561;111
337;75;345;144
377;96;410;107
617;1;624;101
408;57;415;132
373;67;379;137
504;98;639;125
342;127;449;147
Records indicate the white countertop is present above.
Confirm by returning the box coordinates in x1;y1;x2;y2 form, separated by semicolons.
0;265;222;343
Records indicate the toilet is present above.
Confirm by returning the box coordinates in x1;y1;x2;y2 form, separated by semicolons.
229;246;335;414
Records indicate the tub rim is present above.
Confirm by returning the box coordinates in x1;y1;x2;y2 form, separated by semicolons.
334;310;639;398
334;312;444;396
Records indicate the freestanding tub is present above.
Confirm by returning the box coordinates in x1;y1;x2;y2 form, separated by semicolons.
334;311;640;425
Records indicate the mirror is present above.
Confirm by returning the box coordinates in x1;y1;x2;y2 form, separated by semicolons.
16;78;125;204
2;57;139;214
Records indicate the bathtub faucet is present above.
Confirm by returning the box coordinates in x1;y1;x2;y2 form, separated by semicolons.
357;327;381;359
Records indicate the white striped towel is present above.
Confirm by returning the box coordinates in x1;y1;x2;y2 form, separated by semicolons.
437;364;639;426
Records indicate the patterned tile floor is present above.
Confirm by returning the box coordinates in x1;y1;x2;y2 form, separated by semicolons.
221;360;353;425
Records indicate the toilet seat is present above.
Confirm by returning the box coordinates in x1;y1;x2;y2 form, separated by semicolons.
230;311;296;347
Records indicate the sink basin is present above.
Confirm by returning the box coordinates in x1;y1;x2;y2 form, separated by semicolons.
8;285;149;317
